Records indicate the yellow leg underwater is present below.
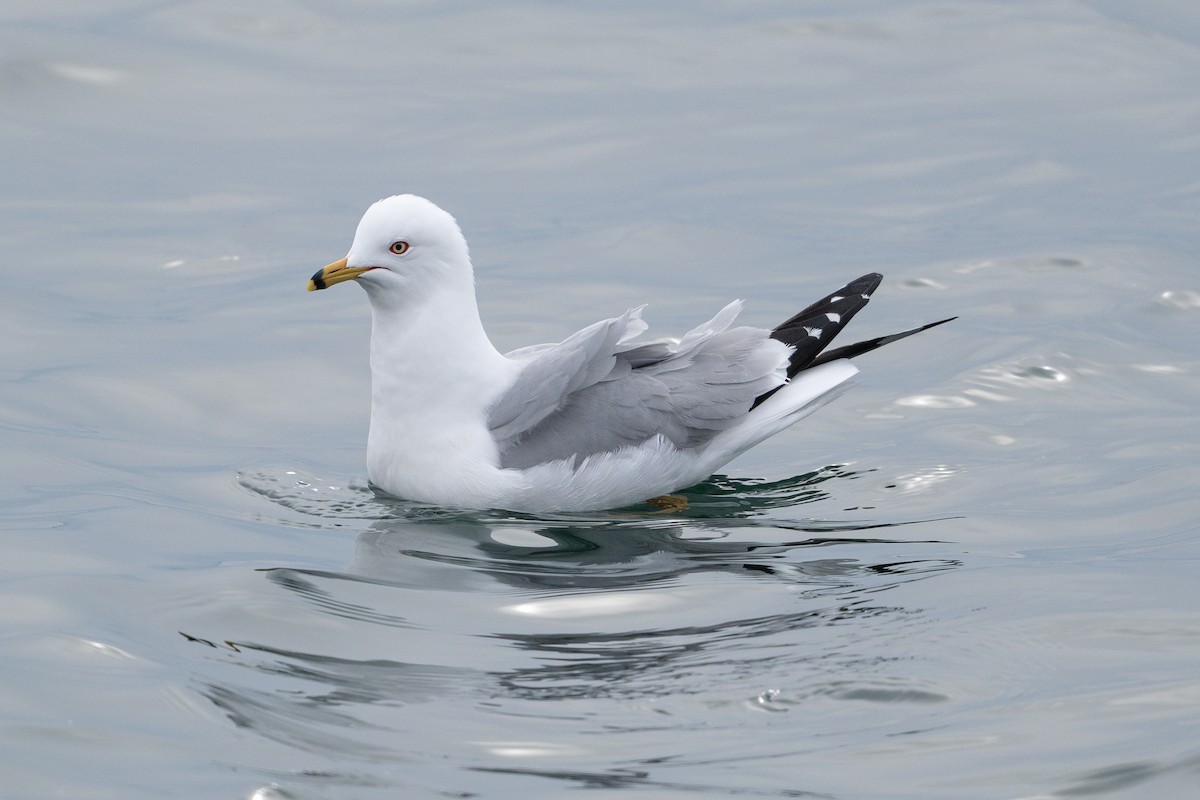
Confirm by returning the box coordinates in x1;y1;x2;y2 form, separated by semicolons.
646;494;689;513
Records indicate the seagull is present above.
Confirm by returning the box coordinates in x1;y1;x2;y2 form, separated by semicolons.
307;195;953;513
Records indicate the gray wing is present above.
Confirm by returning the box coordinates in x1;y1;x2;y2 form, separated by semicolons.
487;306;648;443
487;302;788;469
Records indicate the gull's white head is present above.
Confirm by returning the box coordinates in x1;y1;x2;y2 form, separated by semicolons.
308;194;473;305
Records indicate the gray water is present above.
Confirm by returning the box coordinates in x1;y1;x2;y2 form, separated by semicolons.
3;2;1199;798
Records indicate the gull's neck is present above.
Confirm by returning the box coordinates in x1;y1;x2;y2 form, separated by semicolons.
365;282;511;415
361;279;516;503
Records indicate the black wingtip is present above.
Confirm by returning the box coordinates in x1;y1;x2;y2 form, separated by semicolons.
810;315;957;367
767;272;888;379
750;270;955;410
770;272;883;337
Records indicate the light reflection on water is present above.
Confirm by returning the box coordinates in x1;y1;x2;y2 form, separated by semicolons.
185;471;965;793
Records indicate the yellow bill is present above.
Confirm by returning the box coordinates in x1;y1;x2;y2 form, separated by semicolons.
308;257;376;291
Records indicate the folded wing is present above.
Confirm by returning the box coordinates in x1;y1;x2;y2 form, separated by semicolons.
487;273;955;471
488;302;788;469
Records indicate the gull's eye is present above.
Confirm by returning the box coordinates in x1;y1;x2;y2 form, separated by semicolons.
389;241;410;255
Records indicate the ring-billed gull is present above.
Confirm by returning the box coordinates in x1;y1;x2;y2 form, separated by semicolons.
308;195;953;512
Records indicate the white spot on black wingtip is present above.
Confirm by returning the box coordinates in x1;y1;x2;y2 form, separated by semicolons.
860;293;870;300
804;326;822;338
830;295;844;302
825;312;841;323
